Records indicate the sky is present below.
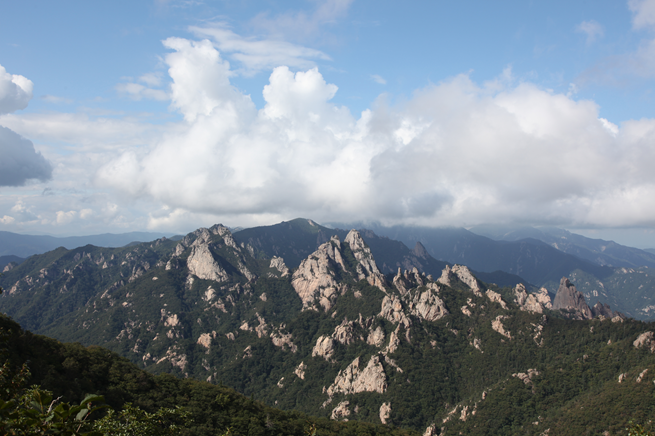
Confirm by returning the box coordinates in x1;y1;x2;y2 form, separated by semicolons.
2;1;655;248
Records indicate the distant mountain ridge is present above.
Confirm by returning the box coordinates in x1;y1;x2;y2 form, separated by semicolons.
469;224;655;269
0;230;175;257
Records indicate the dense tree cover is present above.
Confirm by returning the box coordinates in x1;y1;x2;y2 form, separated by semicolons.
0;312;418;436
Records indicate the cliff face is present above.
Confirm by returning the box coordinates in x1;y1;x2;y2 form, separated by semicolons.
553;277;593;319
291;230;386;311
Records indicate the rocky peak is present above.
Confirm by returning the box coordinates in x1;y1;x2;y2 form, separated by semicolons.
186;243;229;282
407;283;448;322
292;232;388;310
344;230;386;292
513;284;552;313
269;256;290;277
410;241;430;259
438;265;483;296
553;277;592;320
291;238;348;311
590;302;624;320
392;267;424;296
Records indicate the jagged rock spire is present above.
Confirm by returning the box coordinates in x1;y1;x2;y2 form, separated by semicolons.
553;277;592;319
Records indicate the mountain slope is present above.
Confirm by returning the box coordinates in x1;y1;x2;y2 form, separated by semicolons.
2;222;654;434
0;313;417;436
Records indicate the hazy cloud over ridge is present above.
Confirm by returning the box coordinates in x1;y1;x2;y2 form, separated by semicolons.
95;38;655;230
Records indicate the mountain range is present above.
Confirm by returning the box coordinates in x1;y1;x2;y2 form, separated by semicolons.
0;230;174;258
1;219;654;435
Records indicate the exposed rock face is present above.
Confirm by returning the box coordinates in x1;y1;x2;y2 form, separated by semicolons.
197;333;212;349
326;355;387;399
380;295;411;328
438;265;482;296
634;331;655;353
312;335;335;361
512;369;540;385
535;288;553;309
367;326;386;347
553;277;592;319
423;424;438;436
332;318;357;345
291;236;347;311
270;331;297;352
637;369;649;383
384;327;401;354
379;402;391;424
331;401;351;420
591;302;624;320
344;230;387;292
186;243;229;282
269;256;289;277
393;268;424;296
407;284;448;322
513;284;551;313
492;315;511;339
486;290;507;309
294;361;307;379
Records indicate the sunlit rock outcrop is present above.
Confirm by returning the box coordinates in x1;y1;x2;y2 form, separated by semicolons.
325;355;387;402
438;265;482;296
291;236;347;311
553;277;592;320
344;230;387;292
634;331;655;353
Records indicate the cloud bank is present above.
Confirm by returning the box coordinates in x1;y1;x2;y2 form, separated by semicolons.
95;37;655;230
0;64;52;186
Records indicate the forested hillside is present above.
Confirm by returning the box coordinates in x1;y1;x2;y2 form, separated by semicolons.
0;221;654;435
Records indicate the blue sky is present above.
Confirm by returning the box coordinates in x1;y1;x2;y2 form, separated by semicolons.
2;0;655;248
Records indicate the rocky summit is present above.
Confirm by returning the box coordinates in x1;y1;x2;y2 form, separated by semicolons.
0;220;653;435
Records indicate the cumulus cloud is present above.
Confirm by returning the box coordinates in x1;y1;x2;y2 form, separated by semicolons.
0;64;52;187
95;37;655;230
0;126;53;186
576;20;604;44
0;65;33;115
371;74;387;85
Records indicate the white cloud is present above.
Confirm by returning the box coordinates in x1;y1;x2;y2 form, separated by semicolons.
115;82;169;101
55;210;76;225
40;95;73;104
139;72;164;87
250;0;353;40
92;37;655;231
371;74;387;85
629;0;655;29
576;20;604;44
0;64;32;115
0;216;15;225
189;25;331;75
